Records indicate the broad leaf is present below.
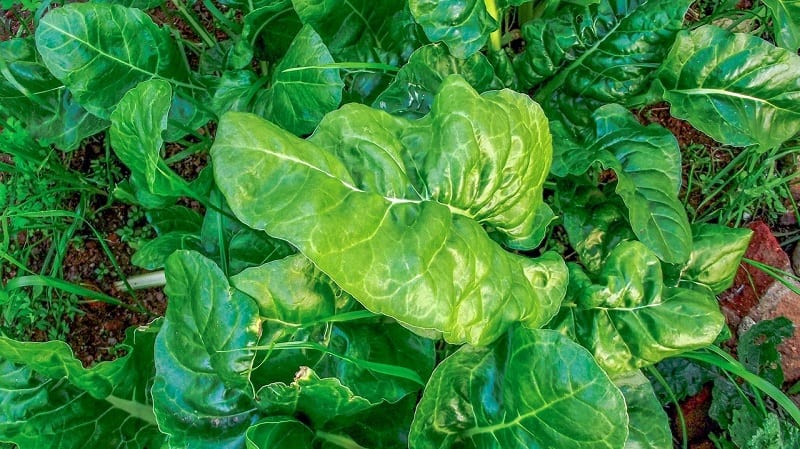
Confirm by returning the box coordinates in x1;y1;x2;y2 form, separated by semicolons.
255;367;374;427
551;241;725;375
253;25;343;135
147;205;203;235
409;328;628;449
554;104;692;264
0;38;107;150
109;79;186;208
0;323;164;449
36;3;194;119
152;251;261;449
656;25;800;150
762;0;800;53
738;317;794;387
212;76;562;346
408;0;497;58
131;232;202;269
239;2;302;63
520;0;692;131
614;371;672;449
374;43;503;119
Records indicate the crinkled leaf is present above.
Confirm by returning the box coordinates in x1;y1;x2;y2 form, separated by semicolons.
35;3;194;120
109;79;187;207
656;25;800;150
409;328;628;449
152;251;261;449
522;0;691;131
245;417;314;449
253;25;343;135
677;223;752;294
738;317;794;387
614;371;672;449
0;323;165;449
255;367;374;427
408;0;497;58
0;38;107;150
739;413;800;449
555;104;691;264
551;241;725;374
763;0;800;52
649;358;715;404
212;76;560;346
374;43;503;119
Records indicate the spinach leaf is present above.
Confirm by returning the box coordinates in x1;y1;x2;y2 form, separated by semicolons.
409;328;628;449
614;371;672;449
761;0;800;53
656;25;800;151
212;76;564;346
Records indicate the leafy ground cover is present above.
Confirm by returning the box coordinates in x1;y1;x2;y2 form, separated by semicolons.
1;0;800;448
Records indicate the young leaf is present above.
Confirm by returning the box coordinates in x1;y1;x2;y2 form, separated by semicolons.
152;250;261;449
253;25;344;136
212;76;563;346
409;328;628;449
656;25;800;151
0;323;165;449
0;38;107;150
35;3;194;119
613;371;672;449
551;241;725;375
408;0;497;58
374;44;503;119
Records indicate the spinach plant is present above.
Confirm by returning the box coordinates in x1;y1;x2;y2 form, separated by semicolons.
2;0;800;448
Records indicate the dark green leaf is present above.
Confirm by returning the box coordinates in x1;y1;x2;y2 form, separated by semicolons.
761;1;800;52
240;2;302;63
408;0;497;58
739;317;794;387
253;25;343;135
409;328;628;449
551;241;725;375
650;358;715;403
0;38;107;150
152;251;261;449
656;25;800;150
613;371;672;449
245;417;315;449
0;323;164;449
36;3;194;119
374;44;503;119
147;205;204;235
131;232;202;269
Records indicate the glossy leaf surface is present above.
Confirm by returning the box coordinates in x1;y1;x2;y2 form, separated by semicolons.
763;0;800;52
36;3;193;119
677;224;752;294
551;241;725;375
152;251;261;449
656;25;800;150
409;328;628;449
212;76;561;346
245;417;315;449
408;0;496;58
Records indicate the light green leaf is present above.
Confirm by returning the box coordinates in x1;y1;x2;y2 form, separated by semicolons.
551;241;725;375
0;323;165;449
0;38;107;150
255;367;374;427
518;0;691;131
152;251;261;449
409;328;628;449
35;3;194;119
677;224;752;294
109;79;186;207
131;232;202;270
763;0;800;52
408;0;497;58
245;417;315;449
656;25;800;150
254;25;343;135
212;76;561;346
374;43;503;119
614;371;672;449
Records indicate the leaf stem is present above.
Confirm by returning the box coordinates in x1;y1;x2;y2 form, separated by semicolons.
315;431;367;449
171;0;216;49
484;0;502;52
105;395;158;426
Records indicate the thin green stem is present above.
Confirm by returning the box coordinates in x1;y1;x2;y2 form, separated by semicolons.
646;366;688;449
201;0;240;36
105;395;158;426
171;0;216;48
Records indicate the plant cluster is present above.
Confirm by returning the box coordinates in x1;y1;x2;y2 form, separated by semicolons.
1;0;800;448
